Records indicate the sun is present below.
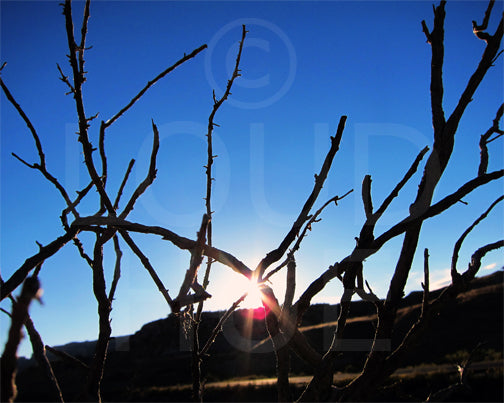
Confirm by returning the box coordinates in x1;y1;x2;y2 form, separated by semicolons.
232;275;264;309
243;278;265;308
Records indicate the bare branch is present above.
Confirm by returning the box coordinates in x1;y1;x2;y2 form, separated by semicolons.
45;345;89;370
422;1;446;136
176;214;210;306
373;146;430;223
113;159;135;210
447;9;503;135
1;76;79;217
479;103;504;176
102;44;207;129
293;169;503;316
362;175;373;219
118;230;174;310
119;120;159;218
421;248;430;317
1;276;41;402
78;0;91;80
85;232;113;401
56;63;75;94
108;235;122;302
24;317;64;402
62;0;116;216
263;189;353;283
199;292;247;356
283;257;296;311
472;0;495;41
451;195;504;280
72;216;254;279
195;27;247;336
0;76;45;167
61;181;94;229
341;240;503;402
374;169;504;253
256;116;347;279
72;235;93;267
463;239;504;280
1;228;79;301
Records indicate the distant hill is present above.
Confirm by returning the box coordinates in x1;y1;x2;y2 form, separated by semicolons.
15;270;503;401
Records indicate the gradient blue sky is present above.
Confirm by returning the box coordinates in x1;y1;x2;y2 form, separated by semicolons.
1;0;503;358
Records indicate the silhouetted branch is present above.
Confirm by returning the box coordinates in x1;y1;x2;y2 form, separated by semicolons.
362;175;373;220
358;146;430;250
374;169;504;253
61;181;94;229
73;235;94;267
45;345;89;370
95;42;206;211
194;35;248;388
0;74;79;218
205;24;246;231
176;214;210;309
298;287;354;402
472;0;495;42
108;235;122;302
119;120;159;218
1;277;41;403
57;62;75;94
447;4;503;134
421;248;430;317
0;77;45;167
118;229;174;310
256;116;347;279
451;195;504;280
478;103;503;176
294;168;502;337
113;159;135;210
72;216;254;279
422;1;446;137
24;317;64;402
62;0;116;216
101;45;207;130
264;190;353;283
199;292;247;356
85;233;112;402
373;146;430;223
1;228;79;301
283;258;296;312
77;0;91;80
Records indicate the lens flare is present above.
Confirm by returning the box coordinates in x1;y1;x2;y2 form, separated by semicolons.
243;279;264;309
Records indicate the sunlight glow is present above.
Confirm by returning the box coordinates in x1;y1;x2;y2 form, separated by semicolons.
241;278;264;309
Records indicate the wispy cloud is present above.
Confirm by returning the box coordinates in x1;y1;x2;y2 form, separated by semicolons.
429;268;452;290
483;262;498;271
406;268;452;293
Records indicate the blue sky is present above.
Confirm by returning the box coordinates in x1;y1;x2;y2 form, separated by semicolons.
1;0;503;358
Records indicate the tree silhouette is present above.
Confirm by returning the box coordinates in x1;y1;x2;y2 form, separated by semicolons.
0;0;502;402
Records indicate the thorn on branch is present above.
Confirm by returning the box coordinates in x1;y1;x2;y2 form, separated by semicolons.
86;112;99;123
